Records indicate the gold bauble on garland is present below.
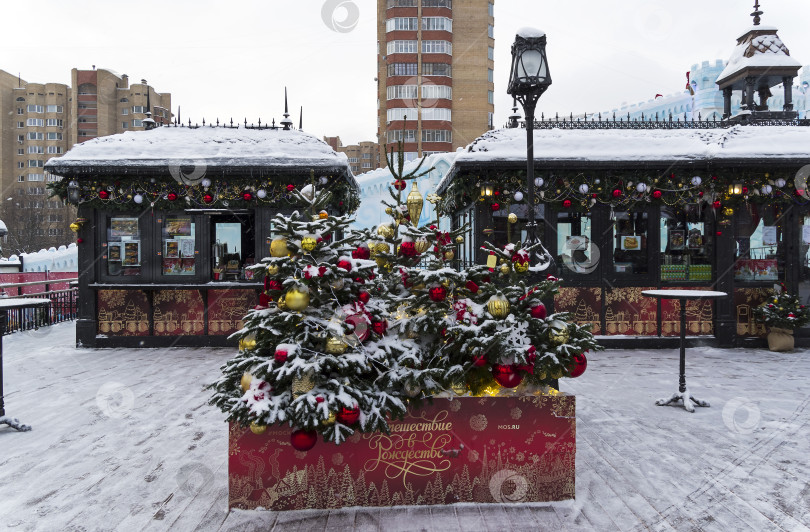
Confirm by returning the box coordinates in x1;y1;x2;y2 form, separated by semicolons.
325;336;348;354
499;263;511;275
301;236;317;252
414;237;430;254
456;235;464;244
377;224;395;239
70;222;81;233
292;372;315;398
487;294;510;319
249;422;267;435
285;287;310;311
550;327;570;345
406;181;424;226
277;294;287;310
270;238;289;257
507;213;518;224
375;242;390;254
514;261;529;273
238;337;257;351
240;372;253;392
322;412;337;426
266;264;279;276
444;250;455;261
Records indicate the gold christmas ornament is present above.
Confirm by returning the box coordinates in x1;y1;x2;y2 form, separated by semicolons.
292;372;315;398
403;381;422;398
375;242;390;254
239;337;257;351
285;287;310;312
319;210;328;219
514;261;529;273
722;207;734;216
249;422;267;435
385;207;394;215
266;264;279;276
414;237;430;254
487;294;510;319
240;372;253;392
330;278;344;290
456;235;464;244
551;368;563;380
377;224;395;239
406;181;424;226
322;412;337;426
444;250;455;261
325;336;348;355
550;327;570;345
270;238;289;257
426;192;441;204
507;213;518;224
301;236;317;252
499;263;511;275
277;294;287;310
70;222;81;233
450;382;469;396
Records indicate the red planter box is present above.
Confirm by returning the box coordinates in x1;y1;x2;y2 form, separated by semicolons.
229;394;575;510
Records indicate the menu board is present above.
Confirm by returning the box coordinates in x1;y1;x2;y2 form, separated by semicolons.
110;218;139;238
734;258;778;281
123;241;140;266
108;243;122;262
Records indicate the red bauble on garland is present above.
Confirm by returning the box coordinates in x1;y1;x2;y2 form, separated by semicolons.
352;245;371;260
652;190;662;199
465;280;479;294
371;320;388;335
345;313;370;342
274;349;288;363
492;364;523;388
336;405;360;425
562;199;572;209
286;184;295;192
265;279;283;291
429;285;447;302
491;202;500;212
358;291;370;304
472;355;487;367
337;259;352;272
242;191;253;201
167;192;178;201
712;200;721;209
99;190;110;200
568;352;588;378
612;189;622;198
203;193;214;204
400;241;417;257
290;429;317;451
393;179;407;191
76;237;84;244
530;303;547;319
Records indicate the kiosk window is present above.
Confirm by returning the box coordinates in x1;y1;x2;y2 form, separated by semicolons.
557;212;593;275
162;216;196;276
660;207;711;281
211;213;255;281
611;211;648;275
106;217;141;276
734;209;782;282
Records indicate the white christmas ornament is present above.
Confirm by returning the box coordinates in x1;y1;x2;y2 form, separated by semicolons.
636;183;646;193
578;184;589;194
133;194;143;204
256;189;267;199
691;176;702;186
534;177;544;188
201;178;212;188
513;191;524;202
762;184;773;194
775;178;787;188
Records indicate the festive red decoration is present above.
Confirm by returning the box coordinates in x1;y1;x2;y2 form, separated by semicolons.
712;200;721;209
472;355;487;367
652;190;662;199
530;303;547;319
568;353;588;378
788;312;796;318
76;238;84;244
99;190;110;200
562;199;572;208
742;186;749;195
393;180;406;191
346;314;370;342
274;350;288;363
400;241;417;257
336;405;360;425
491;202;500;212
353;277;365;284
465;280;479;294
316;396;325;403
429;286;447;302
352;246;371;260
242;192;253;201
612;189;622;198
259;292;271;307
492;364;523;388
290;429;317;451
286;184;295;192
265;279;283;291
715;231;723;236
358;291;370;304
372;320;388;335
167;192;178;201
203;193;214;204
337;259;352;272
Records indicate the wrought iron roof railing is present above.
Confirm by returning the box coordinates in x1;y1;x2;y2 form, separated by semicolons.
506;112;810;130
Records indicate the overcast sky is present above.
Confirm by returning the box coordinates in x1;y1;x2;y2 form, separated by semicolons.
3;0;809;145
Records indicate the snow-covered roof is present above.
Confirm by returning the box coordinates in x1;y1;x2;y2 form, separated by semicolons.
717;28;801;84
46;127;350;175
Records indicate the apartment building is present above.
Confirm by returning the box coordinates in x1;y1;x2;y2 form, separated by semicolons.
377;0;494;164
324;136;382;175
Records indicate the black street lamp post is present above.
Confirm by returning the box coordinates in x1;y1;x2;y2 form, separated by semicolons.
507;28;552;249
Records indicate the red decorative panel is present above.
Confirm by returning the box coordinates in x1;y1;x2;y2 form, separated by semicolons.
555;287;601;334
97;290;149;336
659;287;715;337
734;287;773;337
153;290;204;336
605;287;657;336
207;289;257;336
229;395;576;510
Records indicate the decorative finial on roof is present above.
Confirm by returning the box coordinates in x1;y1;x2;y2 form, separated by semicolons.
299;106;303;130
280;87;293;130
142;79;157;130
751;0;763;26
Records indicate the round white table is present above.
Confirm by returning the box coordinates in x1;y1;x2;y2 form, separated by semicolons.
0;298;50;432
642;290;727;413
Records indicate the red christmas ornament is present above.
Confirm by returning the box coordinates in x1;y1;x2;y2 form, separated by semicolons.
492;364;523;388
352;246;371;260
99;190;110;200
493;190;500;196
712;200;721;209
742;186;749;195
167;192;178;201
465;280;479;293
358;291;370;304
530;303;547;319
652;190;662;199
568;353;588;378
353;276;365;284
286;184;295;192
76;238;84;244
203;193;214;203
400;241;417;257
337;259;352;272
472;355;487;367
258;292;271;307
429;285;447;302
345;314;370;342
372;320;388;335
290;429;317;451
698;191;704;198
316;396;325;403
612;189;622;198
491;202;500;212
242;191;253;201
274;350;288;363
562;199;572;209
788;312;796;318
393;180;407;191
527;345;537;364
336;405;360;425
265;279;282;291
591;193;597;198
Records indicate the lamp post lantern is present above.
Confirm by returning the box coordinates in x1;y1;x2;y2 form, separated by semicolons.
507;28;551;250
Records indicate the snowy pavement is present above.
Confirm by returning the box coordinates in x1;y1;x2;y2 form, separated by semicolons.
0;322;808;531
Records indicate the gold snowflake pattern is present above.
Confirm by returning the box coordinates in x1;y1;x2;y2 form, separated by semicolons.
470;414;488;432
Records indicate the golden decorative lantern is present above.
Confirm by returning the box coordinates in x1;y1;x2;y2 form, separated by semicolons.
285;287;310;311
487;294;510;319
292;372;315;398
406;182;424;226
240;372;253;392
325;336;348;355
249;422;267;435
508;213;518;224
266;264;279;276
238;335;257;352
301;236;317;252
377;224;395;239
270;238;289;257
414;237;430;254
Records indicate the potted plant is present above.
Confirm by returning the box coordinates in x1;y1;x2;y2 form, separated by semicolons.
753;285;810;351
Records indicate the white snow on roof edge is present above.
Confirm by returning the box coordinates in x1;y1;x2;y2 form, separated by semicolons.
517;27;545;39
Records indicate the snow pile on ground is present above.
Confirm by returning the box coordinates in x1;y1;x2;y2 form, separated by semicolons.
0;322;808;530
